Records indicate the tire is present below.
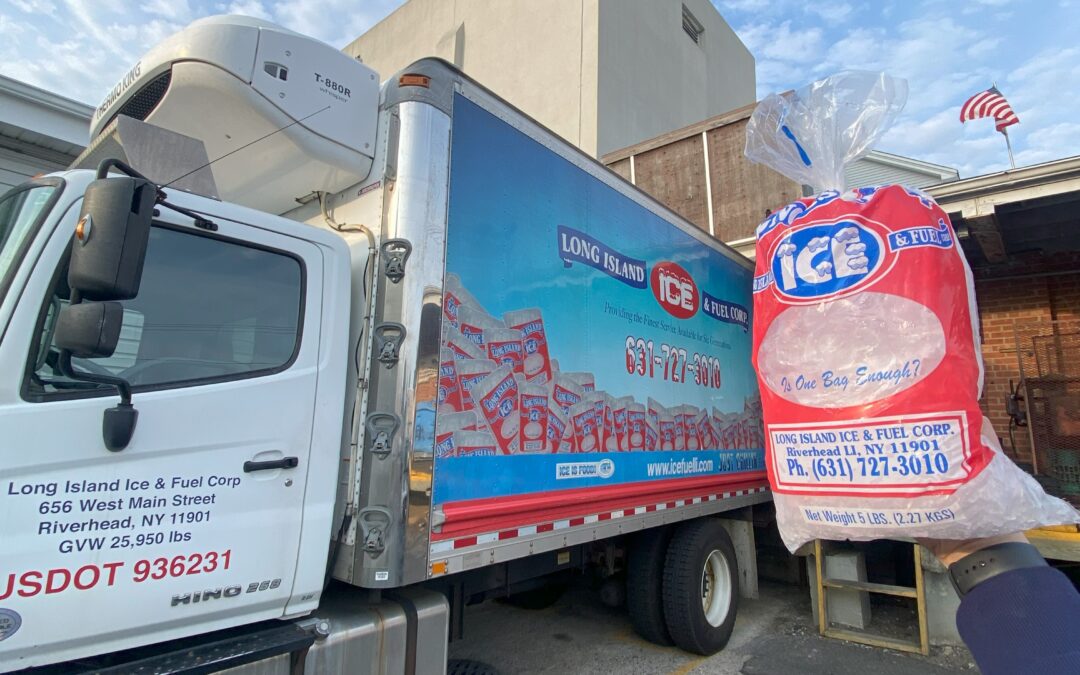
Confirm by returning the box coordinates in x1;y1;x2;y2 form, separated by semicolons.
626;527;674;646
662;519;739;655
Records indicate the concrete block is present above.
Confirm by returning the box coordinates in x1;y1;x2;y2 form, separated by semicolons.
806;551;871;630
919;545;963;646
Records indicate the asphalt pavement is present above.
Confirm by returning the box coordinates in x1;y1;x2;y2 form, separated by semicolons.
448;579;977;675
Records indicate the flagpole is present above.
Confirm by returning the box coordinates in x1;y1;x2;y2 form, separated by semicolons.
1002;126;1017;170
990;81;1017;170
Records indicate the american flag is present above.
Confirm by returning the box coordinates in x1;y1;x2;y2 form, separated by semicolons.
960;86;1019;132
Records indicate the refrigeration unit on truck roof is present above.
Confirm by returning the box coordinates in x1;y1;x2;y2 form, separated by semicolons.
89;15;380;214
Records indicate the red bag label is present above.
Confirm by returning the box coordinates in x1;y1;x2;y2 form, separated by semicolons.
475;368;521;455
753;186;988;498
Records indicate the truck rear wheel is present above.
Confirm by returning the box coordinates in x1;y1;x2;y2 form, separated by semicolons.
661;519;739;655
626;527;674;646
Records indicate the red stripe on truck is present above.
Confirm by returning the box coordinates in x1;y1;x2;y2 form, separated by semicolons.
432;473;767;539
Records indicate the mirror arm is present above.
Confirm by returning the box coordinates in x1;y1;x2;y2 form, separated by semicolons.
57;350;133;405
96;158;151;182
58;349;138;452
95;158;166;205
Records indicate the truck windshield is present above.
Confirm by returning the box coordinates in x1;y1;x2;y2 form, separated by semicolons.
0;184;59;302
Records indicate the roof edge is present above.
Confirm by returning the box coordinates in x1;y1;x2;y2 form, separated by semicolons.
862;149;959;179
927;155;1080;204
600;99;760;163
0;73;94;120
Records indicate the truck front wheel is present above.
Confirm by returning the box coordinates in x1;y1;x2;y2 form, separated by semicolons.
661;519;739;655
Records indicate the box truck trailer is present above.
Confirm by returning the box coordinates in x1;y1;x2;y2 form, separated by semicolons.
0;15;768;673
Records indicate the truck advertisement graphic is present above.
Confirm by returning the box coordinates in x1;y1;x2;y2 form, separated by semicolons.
432;95;764;505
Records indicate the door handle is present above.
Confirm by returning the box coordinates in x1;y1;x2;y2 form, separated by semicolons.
243;456;299;473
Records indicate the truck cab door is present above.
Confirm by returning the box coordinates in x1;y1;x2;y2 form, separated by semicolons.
0;179;334;669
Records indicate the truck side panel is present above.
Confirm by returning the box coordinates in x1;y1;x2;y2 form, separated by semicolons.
431;89;765;538
346;61;768;589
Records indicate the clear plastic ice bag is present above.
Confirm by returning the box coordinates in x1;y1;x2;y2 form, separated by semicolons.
745;72;1078;551
745;71;907;192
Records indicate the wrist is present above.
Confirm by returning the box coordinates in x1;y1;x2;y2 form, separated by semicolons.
948;541;1048;597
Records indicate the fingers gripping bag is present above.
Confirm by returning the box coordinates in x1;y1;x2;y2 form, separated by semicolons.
745;71;1078;550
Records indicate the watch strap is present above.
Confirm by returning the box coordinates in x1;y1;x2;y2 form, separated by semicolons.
948;542;1047;597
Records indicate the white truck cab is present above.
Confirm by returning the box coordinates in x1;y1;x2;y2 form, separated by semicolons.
0;167;353;666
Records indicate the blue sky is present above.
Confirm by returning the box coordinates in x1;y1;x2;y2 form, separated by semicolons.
715;0;1080;176
2;0;1077;177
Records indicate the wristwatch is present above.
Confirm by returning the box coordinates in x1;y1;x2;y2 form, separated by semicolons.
948;542;1048;597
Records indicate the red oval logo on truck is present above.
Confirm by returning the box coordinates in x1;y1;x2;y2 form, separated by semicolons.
651;261;698;319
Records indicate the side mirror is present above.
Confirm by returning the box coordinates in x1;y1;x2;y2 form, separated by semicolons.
69;174;155;301
54;301;123;359
59;159;155;453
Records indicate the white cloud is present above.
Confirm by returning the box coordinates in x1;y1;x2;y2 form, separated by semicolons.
966;36;1002;59
144;0;193;22
737;21;825;66
10;0;57;15
225;0;272;20
804;2;854;21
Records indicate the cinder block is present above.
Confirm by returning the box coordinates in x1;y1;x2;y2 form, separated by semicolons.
807;551;871;630
920;545;963;646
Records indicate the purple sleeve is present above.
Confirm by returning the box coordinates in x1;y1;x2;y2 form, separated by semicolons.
957;566;1080;675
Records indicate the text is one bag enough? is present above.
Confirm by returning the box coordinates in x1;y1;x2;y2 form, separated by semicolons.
751;185;1078;549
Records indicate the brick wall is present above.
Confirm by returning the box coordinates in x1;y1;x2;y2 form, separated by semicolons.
973;254;1080;464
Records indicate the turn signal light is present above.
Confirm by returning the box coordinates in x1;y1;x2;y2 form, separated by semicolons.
399;74;430;88
75;215;91;243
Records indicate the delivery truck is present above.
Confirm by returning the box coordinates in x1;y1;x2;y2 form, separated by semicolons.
0;15;769;673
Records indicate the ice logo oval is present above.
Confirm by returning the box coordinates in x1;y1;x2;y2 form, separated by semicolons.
651;261;699;319
598;459;615;478
771;221;883;300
